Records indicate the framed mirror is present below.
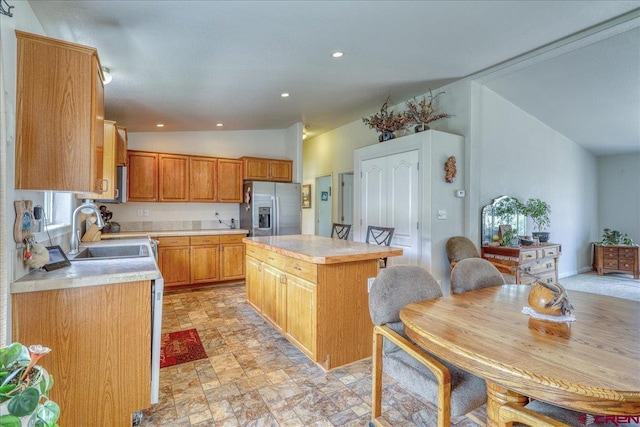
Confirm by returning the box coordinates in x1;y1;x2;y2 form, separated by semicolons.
481;196;526;246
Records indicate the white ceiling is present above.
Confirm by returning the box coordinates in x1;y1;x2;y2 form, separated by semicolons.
26;1;640;155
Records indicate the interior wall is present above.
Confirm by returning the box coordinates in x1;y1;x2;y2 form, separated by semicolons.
597;153;640;242
477;86;598;276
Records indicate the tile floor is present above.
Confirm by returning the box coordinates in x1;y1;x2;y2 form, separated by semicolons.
140;283;486;427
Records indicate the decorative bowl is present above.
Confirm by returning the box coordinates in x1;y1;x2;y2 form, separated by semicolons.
528;282;573;316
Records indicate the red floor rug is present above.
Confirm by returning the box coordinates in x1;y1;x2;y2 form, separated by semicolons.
160;328;208;368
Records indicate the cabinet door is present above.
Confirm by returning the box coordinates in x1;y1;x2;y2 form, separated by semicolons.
218;159;243;203
269;160;293;182
76;120;117;199
116;126;128;166
286;275;316;357
15;31;104;192
190;157;217;202
221;243;245;280
159;154;189;202
245;256;263;312
262;264;286;332
243;157;270;181
190;245;220;284
157;245;190;287
128;151;158;201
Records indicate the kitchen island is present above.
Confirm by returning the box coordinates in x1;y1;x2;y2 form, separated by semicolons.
243;234;402;369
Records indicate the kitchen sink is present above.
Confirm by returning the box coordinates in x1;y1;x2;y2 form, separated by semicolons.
71;245;150;261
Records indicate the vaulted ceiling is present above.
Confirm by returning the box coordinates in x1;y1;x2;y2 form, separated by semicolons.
28;1;640;155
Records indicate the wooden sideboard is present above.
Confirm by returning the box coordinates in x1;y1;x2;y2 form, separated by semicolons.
481;243;561;285
592;244;639;279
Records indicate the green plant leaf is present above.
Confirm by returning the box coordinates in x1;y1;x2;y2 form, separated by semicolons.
37;399;61;426
7;386;40;417
0;414;22;427
0;343;30;369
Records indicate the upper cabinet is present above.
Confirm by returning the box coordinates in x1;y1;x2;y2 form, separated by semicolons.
128;151;159;202
218;159;243;203
241;157;292;182
116;127;128;166
76;120;118;200
128;151;240;203
15;30;104;192
158;154;189;202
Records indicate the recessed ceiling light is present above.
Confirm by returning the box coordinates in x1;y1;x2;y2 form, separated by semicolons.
156;123;164;128
332;52;344;58
281;93;290;98
216;123;223;127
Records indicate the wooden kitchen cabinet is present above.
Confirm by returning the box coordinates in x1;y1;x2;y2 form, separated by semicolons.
157;236;191;287
15;30;105;193
285;274;316;357
159;153;189;202
12;280;151;427
245;255;264;313
220;234;246;280
76;120;118;200
128;151;159;202
241;157;293;182
593;244;639;279
262;264;287;333
218;159;243;202
190;156;217;202
116;126;128;166
190;235;220;284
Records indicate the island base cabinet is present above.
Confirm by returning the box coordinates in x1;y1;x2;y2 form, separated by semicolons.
12;281;151;427
245;247;377;370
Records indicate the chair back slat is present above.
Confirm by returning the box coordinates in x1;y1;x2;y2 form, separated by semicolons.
331;223;351;240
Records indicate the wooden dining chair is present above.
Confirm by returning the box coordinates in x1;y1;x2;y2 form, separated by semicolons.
331;223;351;240
498;401;583;427
450;257;506;294
446;236;515;283
369;265;487;427
366;226;394;268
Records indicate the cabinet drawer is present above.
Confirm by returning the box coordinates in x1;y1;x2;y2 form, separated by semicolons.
520;259;555;276
157;236;190;247
264;251;286;270
602;247;618;255
603;259;619;269
521;271;555;286
619;260;635;270
190;235;220;246
619;247;637;258
603;251;618;260
220;234;245;244
246;245;266;261
540;246;559;258
286;258;318;283
519;250;537;262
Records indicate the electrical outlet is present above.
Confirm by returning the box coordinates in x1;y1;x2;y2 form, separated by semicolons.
137;209;143;217
437;210;447;220
143;209;149;216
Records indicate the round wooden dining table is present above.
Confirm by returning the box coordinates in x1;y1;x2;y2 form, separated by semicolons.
400;285;640;426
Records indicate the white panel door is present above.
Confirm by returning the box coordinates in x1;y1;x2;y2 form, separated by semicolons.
361;150;419;265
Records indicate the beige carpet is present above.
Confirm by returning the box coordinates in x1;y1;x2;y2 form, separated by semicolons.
560;271;640;301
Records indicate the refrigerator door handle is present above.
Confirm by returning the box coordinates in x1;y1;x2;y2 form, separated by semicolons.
274;196;281;235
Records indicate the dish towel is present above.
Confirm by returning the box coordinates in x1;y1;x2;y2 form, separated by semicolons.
522;306;576;322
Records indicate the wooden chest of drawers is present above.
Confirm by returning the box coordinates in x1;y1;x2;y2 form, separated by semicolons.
593;244;639;279
481;243;562;285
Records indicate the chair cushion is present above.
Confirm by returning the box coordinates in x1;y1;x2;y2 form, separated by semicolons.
384;347;487;417
446;236;480;263
369;266;442;325
451;258;506;294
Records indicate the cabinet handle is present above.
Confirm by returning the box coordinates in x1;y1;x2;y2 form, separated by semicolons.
294;266;302;271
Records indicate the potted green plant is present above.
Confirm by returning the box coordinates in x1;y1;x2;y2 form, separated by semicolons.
0;343;60;427
404;88;453;132
523;198;551;242
600;228;635;245
493;196;523;226
362;96;411;142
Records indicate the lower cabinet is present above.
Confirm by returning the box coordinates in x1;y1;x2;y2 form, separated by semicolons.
245;245;372;369
158;233;245;289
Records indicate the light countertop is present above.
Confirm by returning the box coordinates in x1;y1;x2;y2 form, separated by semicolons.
243;234;403;264
101;229;249;239
11;239;162;294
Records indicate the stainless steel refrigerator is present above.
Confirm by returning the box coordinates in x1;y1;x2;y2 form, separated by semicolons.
240;181;301;236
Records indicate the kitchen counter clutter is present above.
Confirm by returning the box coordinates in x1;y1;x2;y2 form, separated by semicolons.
11;238;163;427
11;238;161;293
100;228;249;239
244;235;402;370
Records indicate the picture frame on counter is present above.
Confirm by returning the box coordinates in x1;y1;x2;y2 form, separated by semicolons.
302;184;311;209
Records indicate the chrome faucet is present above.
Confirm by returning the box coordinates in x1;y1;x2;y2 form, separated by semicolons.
69;200;105;255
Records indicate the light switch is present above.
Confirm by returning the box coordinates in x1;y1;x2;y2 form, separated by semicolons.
143;209;150;216
137;209;143;217
437;210;447;220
